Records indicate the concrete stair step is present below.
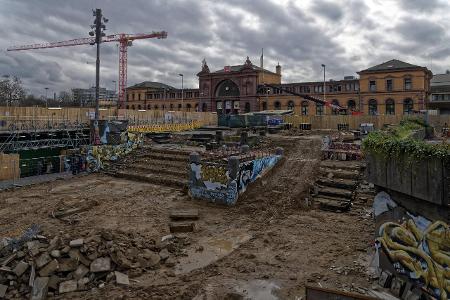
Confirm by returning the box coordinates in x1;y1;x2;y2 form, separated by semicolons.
119;163;187;178
317;178;358;189
320;160;364;171
134;152;189;162
104;170;187;189
141;146;192;157
319;168;360;180
121;158;188;168
318;186;353;199
313;196;352;211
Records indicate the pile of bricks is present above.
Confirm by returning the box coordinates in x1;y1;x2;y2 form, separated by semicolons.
0;229;188;299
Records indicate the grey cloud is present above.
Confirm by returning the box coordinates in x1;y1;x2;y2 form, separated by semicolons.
311;0;344;21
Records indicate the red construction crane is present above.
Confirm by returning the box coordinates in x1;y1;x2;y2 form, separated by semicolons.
7;31;168;108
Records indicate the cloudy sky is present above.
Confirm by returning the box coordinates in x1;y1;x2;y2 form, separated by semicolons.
0;0;449;96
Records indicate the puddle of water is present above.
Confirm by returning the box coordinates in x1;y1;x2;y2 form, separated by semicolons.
175;230;252;274
234;279;280;300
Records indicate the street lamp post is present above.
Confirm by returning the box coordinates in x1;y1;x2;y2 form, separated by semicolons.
321;64;326;103
45;87;49;108
178;74;184;111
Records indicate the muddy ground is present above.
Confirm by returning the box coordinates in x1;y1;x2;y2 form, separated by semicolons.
0;135;374;299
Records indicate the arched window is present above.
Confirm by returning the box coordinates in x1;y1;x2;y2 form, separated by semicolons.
244;102;251;113
262;102;267;111
316;103;324;115
126;105;129;109
274;101;281;110
147;104;151;110
287;101;295;111
385;99;395;115
178;104;182;110
331;99;340;115
154;105;158;110
216;79;240;97
368;99;378;115
202;103;207;112
195;104;199;111
301;101;309;115
131;105;135;110
347;100;356;112
138;105;141;110
186;103;192;112
403;98;413;115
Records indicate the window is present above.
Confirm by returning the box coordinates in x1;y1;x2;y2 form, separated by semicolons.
354;83;359;91
138;105;141;110
403;99;413;114
146;93;153;100
314;86;319;93
274;101;281;110
202;103;207;112
170;104;174;110
126;105;129;109
162;104;166;110
147;104;151;110
154;94;160;99
186;103;192;112
316;103;324;115
386;99;395;115
262;102;267;111
170;93;175;98
131;105;135;110
138;94;141;101
368;99;378;115
386;79;393;92
404;78;412;90
154;105;158;110
347;100;356;112
331;99;340;115
132;94;135;101
244;102;251;113
432;94;438;101
178;104;182;110
369;81;376;92
301;101;309;115
288;101;295;111
346;84;351;91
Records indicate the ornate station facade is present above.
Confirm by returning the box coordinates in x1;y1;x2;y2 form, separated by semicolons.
125;57;433;116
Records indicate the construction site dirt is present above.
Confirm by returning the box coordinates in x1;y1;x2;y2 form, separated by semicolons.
0;135;374;299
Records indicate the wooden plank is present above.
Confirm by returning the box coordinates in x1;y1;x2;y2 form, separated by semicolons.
169;222;195;233
169;209;199;220
306;285;378;300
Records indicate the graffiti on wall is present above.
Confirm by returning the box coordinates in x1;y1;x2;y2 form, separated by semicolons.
238;156;281;193
189;154;281;205
375;192;450;300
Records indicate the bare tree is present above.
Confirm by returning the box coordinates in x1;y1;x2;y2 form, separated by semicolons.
0;76;26;106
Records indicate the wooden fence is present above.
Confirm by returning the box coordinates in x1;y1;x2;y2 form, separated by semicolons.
0;107;218;130
283;114;450;131
0;153;19;180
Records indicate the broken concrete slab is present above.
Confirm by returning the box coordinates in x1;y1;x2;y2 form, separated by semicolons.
159;248;170;261
38;259;58;277
48;275;60;290
169;209;199;220
114;271;129;285
58;258;78;272
30;277;49;300
12;261;28;277
169;222;195;233
69;239;84;248
69;249;91;266
73;264;89;280
77;277;90;291
59;279;77;294
0;284;7;298
1;253;17;266
35;253;51;269
142;249;160;266
49;250;61;258
90;257;111;273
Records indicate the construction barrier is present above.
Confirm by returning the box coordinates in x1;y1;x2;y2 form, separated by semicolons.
0;153;20;181
127;120;203;133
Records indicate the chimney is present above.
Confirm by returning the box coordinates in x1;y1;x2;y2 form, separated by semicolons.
276;62;281;75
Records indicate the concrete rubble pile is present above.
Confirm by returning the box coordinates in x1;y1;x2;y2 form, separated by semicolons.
0;228;189;299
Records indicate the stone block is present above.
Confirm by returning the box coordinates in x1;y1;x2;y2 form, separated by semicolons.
114;271;129;285
13;262;29;277
169;209;199;220
0;284;7;298
69;239;84;248
73;265;89;280
69;249;91;266
159;249;170;261
48;275;61;290
59;280;77;294
90;257;111;273
142;250;160;267
35;253;51;269
49;250;61;258
77;277;90;290
58;258;78;272
30;277;49;300
38;260;58;277
169;222;195;233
